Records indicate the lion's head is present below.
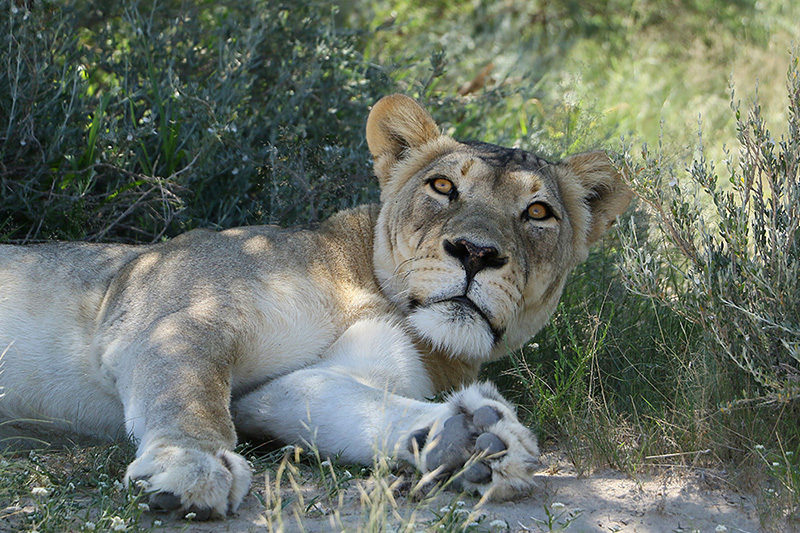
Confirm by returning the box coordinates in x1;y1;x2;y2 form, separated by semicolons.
367;95;632;361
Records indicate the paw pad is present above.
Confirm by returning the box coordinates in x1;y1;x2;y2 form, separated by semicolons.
475;432;505;455
424;407;508;485
472;405;501;428
425;414;472;474
149;491;181;512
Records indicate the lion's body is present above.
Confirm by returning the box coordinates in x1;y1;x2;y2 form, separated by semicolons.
0;207;395;439
0;95;631;518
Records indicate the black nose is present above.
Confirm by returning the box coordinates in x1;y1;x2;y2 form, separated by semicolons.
444;238;508;281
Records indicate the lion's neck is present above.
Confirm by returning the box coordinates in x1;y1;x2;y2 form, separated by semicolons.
414;338;481;393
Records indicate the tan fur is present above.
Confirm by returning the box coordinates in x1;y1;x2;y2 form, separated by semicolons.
0;95;631;515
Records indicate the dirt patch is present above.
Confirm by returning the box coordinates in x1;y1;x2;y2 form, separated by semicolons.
142;452;762;532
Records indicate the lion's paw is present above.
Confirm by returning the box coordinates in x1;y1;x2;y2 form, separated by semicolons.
413;382;540;500
125;444;251;519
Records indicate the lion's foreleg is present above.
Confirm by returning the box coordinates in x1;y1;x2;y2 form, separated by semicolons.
232;318;541;500
111;320;252;519
233;317;441;462
233;366;449;463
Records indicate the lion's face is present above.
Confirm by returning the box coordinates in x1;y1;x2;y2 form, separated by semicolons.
367;95;632;361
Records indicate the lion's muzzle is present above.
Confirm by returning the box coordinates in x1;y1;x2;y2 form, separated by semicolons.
443;238;508;283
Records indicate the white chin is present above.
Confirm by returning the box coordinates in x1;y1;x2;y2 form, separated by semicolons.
407;302;495;359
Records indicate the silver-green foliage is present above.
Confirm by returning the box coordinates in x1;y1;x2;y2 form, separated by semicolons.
618;51;800;408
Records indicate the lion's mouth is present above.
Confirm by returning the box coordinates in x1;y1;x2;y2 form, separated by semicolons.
445;296;492;324
417;295;504;343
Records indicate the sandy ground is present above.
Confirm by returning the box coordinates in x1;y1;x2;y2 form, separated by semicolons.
142;452;766;533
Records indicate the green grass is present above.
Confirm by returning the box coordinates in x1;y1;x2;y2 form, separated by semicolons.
2;0;800;530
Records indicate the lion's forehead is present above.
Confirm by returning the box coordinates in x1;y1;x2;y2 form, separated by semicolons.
460;141;552;170
425;144;563;207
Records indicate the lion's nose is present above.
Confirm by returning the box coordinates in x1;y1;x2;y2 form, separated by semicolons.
443;238;508;281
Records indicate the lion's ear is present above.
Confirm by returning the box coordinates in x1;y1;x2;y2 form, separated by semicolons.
560;151;633;245
366;94;441;185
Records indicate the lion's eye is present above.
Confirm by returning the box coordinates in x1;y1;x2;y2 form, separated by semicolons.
430;177;455;196
525;202;552;221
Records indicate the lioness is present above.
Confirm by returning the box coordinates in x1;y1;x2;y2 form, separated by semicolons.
0;95;631;518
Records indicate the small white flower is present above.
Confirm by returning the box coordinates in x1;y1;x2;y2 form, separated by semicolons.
242;155;249;162
126;134;133;141
138;503;150;511
20;140;27;146
84;522;96;531
141;115;151;124
551;502;566;510
456;500;466;507
773;462;781;467
715;526;728;532
11;5;19;14
754;444;765;450
489;519;508;528
439;506;451;513
454;508;470;516
185;512;197;520
232;167;239;175
110;516;126;531
153;520;162;527
207;127;215;134
31;487;50;497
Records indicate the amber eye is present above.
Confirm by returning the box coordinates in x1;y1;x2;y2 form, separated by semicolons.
526;202;551;220
431;177;455;196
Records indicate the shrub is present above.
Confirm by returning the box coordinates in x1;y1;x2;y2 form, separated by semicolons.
618;51;800;408
617;50;800;514
1;0;393;243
